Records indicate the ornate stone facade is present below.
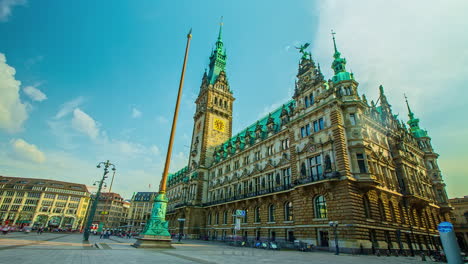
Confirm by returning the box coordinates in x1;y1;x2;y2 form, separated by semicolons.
165;29;452;253
0;175;90;230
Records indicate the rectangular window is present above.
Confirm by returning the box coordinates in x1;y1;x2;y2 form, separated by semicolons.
3;198;12;204
309;94;315;105
308;155;323;180
305;96;310;107
27;192;41;198
267;145;274;156
44;194;55;199
234;160;240;170
254;151;261;161
313;118;324;132
255;178;260;192
243;156;250;166
350;113;356;126
356;153;367;173
226;164;231;172
301;124;311;138
267;173;274;190
282;168;291;186
281;139;290;150
13;198;23;204
218;168;223;177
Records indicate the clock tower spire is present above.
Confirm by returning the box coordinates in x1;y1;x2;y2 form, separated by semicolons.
189;19;234;170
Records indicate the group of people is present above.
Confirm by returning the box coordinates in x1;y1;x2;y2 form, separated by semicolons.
98;229;135;239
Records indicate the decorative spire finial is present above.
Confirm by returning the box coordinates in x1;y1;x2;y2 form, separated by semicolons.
218;16;224;41
331;30;338;54
404;94;415;119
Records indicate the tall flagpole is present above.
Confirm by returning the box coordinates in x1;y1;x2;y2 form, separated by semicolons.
160;29;192;193
134;29;192;248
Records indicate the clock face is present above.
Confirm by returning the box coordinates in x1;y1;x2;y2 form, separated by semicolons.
213;117;226;132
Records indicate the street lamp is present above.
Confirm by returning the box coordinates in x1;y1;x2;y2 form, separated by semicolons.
83;160;116;241
329;221;339;255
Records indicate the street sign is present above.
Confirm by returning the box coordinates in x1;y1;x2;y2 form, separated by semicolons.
437;221;453;233
177;218;186;222
235;210;246;217
234;218;240;230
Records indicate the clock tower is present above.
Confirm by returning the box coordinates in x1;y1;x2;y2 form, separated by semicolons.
188;22;234;170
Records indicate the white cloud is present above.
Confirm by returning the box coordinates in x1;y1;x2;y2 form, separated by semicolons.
11;138;45;163
0;0;26;22
131;107;142;118
150;145;160;156
312;0;468;108
169;151;188;172
256;97;290;119
157;115;168;124
71;108;100;140
0;53;28;133
23;85;47;102
55;96;84;119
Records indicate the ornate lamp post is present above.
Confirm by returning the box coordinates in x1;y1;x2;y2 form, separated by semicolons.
133;29;192;248
83;160;116;241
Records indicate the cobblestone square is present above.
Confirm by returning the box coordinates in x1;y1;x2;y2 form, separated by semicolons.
0;233;429;264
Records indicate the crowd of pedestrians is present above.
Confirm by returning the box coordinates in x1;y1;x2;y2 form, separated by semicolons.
97;229;136;239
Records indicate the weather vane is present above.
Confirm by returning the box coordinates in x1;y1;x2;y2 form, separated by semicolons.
295;43;311;59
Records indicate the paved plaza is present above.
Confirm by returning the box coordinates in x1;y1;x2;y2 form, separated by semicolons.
0;232;428;264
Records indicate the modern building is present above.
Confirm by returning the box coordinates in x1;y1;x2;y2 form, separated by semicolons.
92;192;128;230
449;196;468;252
0;175;90;229
127;192;158;232
164;26;452;254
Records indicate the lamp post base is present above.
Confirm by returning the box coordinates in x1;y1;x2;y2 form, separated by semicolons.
132;235;173;248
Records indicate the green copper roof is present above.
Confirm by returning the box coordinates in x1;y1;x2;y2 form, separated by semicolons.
331;31;354;84
213;100;295;162
207;20;227;84
168;166;188;183
405;95;428;138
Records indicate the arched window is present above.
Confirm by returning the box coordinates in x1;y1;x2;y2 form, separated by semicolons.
215;212;219;225
378;199;386;221
431;212;437;229
389;201;396;222
363;196;372;218
284;201;293;221
300;162;307;177
424;210;430;229
399;202;405;224
214;97;218;105
223;210;228;224
314;195;327;218
243;208;248;223
254;206;261;223
275;173;281;185
268;204;275;222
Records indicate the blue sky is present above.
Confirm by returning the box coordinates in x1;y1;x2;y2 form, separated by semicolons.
0;0;467;199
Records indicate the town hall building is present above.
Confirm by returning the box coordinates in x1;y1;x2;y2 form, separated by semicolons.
164;25;452;253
